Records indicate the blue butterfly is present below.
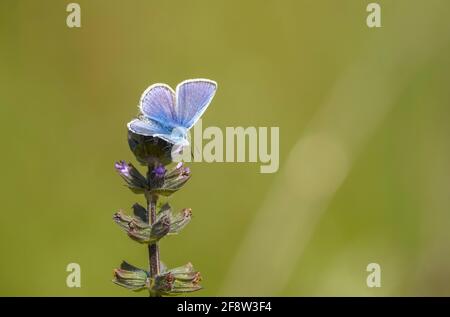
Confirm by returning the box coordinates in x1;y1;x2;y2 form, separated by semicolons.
128;79;217;147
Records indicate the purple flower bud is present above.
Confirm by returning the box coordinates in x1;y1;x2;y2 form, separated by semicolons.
152;165;167;179
147;163;191;196
115;160;148;193
115;160;131;178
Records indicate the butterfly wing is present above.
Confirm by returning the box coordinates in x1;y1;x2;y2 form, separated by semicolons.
139;84;177;127
175;79;217;129
127;117;170;137
128;118;187;145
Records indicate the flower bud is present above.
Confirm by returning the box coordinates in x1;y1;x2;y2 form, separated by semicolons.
115;161;148;194
148;165;167;189
150;162;191;196
152;165;167;179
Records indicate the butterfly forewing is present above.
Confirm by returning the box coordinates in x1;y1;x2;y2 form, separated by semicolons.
140;84;177;127
175;79;217;129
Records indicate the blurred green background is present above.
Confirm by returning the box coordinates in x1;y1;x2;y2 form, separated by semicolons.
1;0;450;296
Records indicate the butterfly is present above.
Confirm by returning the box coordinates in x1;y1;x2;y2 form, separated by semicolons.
127;79;217;147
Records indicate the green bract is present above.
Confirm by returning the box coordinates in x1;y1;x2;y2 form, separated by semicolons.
113;203;192;244
113;261;201;296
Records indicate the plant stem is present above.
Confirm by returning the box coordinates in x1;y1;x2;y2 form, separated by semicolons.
146;192;161;298
146;192;160;279
146;164;162;297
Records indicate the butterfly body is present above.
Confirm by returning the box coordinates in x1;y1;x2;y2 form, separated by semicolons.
128;79;217;147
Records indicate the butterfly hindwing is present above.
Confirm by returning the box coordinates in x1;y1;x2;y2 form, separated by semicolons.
127;117;170;137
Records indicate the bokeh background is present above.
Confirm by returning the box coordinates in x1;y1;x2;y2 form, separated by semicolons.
1;0;449;296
